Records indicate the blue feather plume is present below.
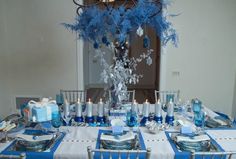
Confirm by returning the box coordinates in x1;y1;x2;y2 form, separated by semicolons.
63;0;178;47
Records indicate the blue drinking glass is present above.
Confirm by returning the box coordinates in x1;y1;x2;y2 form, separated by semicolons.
51;112;62;132
192;99;202;113
127;111;138;127
166;94;174;103
56;94;64;106
194;111;205;127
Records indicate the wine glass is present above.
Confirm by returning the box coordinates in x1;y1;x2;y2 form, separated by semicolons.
51;112;62;133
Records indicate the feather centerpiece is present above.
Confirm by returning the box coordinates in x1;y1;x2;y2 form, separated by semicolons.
63;0;178;47
63;0;178;108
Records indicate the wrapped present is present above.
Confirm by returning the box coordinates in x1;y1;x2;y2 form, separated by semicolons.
25;98;59;122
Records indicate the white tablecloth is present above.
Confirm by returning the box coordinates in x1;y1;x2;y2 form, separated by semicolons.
207;129;236;151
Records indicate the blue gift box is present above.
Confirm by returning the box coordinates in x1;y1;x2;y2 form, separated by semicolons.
46;103;59;120
32;107;47;122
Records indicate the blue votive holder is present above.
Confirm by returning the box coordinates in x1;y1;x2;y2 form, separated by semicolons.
165;115;174;126
154;116;163;124
85;116;94;124
97;116;106;124
74;116;84;123
140;116;150;126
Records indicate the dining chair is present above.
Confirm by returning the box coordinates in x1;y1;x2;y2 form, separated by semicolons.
60;89;87;104
0;153;26;159
87;146;151;159
191;151;236;159
154;90;180;104
109;90;136;104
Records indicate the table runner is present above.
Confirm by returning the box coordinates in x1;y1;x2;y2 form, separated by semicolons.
54;127;175;159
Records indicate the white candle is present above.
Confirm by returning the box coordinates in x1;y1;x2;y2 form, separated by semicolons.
76;98;82;117
98;98;104;117
132;99;138;113
87;98;93;117
167;99;174;117
143;99;150;117
155;99;162;117
64;99;70;117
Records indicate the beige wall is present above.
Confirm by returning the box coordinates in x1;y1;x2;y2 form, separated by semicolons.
0;0;10;118
0;0;82;118
161;0;236;116
232;72;236;118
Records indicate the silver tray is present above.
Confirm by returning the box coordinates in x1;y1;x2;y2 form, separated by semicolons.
8;132;63;152
99;131;142;150
170;133;221;152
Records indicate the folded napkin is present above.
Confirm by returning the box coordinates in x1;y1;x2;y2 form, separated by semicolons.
176;134;210;143
203;106;227;126
100;132;135;143
213;117;227;126
0;121;7;130
16;134;54;142
0;121;16;132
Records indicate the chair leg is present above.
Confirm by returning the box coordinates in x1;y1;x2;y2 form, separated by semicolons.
20;153;26;159
146;148;151;159
191;152;195;159
87;146;93;159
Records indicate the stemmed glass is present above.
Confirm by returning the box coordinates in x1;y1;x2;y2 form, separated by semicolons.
62;113;72;126
137;104;143;126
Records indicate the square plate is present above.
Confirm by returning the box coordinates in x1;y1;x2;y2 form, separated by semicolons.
95;129;146;159
165;132;224;159
1;130;65;159
96;130;146;150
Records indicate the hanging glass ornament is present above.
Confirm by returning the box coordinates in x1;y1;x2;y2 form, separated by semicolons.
93;42;99;49
146;56;152;66
143;35;150;48
102;36;108;44
136;26;144;37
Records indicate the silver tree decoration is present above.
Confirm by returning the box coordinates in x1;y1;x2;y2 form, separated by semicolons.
95;42;153;108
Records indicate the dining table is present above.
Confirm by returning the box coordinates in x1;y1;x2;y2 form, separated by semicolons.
1;105;236;159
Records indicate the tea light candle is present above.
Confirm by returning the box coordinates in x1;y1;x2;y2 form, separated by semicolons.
87;98;93;117
98;98;104;117
131;99;138;113
64;99;70;117
155;99;162;117
143;99;150;117
167;99;174;117
76;98;82;117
